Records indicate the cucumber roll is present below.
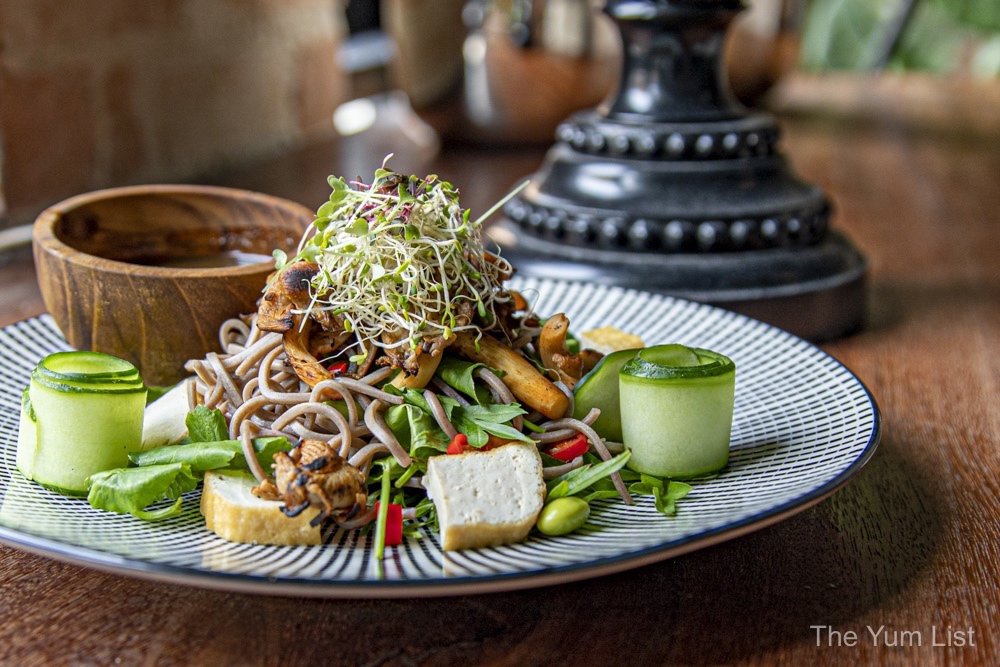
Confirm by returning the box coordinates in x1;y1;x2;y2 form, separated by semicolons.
17;351;147;495
619;345;735;478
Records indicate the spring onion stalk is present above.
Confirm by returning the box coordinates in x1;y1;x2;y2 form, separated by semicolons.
374;459;393;559
17;351;147;495
393;462;419;489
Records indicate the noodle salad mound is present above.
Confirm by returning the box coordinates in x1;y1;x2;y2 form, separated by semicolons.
183;164;637;551
16;165;725;556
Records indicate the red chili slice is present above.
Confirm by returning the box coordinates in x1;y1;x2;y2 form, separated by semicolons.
374;501;404;546
548;433;589;461
447;433;469;455
327;361;348;375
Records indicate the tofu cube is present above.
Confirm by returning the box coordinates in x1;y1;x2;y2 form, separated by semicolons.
423;443;546;551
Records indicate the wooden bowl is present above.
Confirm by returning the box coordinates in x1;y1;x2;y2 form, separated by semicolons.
33;185;313;386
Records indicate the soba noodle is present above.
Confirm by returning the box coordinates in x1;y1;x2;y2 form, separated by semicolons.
185;314;629;530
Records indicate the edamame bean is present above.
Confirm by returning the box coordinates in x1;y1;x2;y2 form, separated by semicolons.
536;497;590;536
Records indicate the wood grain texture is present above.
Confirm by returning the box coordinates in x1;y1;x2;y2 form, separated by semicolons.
0;74;998;666
31;186;312;385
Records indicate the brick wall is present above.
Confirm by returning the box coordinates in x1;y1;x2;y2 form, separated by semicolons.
0;0;348;226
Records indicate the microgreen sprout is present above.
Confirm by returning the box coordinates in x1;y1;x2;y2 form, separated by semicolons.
278;162;515;363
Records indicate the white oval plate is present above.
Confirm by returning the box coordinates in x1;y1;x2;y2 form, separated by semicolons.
0;278;879;597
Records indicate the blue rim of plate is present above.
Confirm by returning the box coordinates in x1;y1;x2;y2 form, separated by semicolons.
0;280;881;597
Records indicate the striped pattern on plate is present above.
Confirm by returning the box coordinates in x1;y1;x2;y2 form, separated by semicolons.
0;279;880;597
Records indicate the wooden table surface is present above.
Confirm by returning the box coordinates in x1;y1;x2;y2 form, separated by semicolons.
0;75;997;666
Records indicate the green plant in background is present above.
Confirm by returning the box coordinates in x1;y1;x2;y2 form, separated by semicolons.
801;0;1000;76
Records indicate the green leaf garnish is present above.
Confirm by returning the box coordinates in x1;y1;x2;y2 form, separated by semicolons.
87;463;199;521
547;450;632;499
628;476;692;517
185;406;229;443
130;441;239;472
384;403;450;453
437;354;485;403
129;436;292;473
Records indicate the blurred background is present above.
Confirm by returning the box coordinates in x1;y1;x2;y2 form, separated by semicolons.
1;0;999;234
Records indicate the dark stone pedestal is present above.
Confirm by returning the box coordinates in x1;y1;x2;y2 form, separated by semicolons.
493;0;866;341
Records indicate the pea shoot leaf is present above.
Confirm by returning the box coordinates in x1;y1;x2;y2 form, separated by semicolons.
436;356;487;402
547;450;631;498
87;463;198;521
385;403;450;454
185;406;228;443
130;441;238;472
451;403;532;446
130;436;292;475
396;388;531;447
629;476;692;517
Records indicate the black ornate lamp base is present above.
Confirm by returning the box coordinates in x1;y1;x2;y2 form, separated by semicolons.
488;224;866;341
494;0;867;341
